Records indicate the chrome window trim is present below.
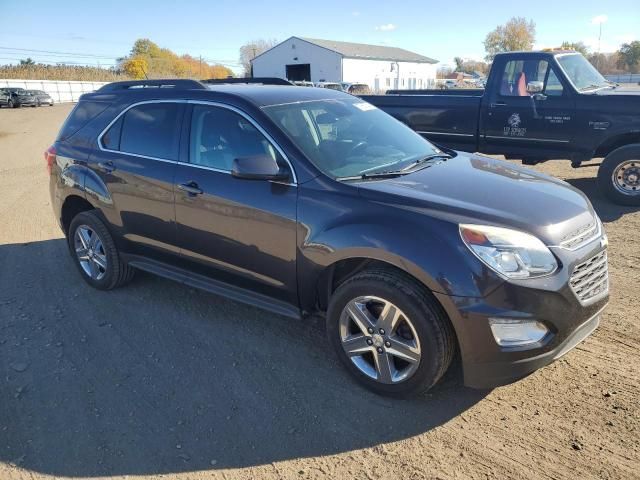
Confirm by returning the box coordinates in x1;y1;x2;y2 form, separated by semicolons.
96;99;298;186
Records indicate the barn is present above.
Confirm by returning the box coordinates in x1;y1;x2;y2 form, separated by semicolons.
251;36;438;92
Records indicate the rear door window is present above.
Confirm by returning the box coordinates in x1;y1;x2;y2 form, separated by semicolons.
118;102;182;160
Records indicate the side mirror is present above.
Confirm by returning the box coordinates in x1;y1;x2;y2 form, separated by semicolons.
231;155;289;181
526;81;544;94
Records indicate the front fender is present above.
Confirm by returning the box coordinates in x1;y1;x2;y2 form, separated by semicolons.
297;191;504;311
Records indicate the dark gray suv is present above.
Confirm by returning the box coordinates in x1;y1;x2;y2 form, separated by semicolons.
48;80;609;396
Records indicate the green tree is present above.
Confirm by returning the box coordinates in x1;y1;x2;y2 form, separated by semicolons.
560;41;589;56
484;17;536;61
617;41;640;73
19;57;35;66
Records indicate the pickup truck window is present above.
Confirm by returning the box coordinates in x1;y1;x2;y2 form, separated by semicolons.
263;99;440;178
556;53;609;91
499;60;563;97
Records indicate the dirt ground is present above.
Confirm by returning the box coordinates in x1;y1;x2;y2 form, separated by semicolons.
0;104;638;480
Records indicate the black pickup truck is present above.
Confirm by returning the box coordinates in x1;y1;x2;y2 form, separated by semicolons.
364;51;640;206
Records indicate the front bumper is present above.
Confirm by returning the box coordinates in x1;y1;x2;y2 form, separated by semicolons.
434;236;609;389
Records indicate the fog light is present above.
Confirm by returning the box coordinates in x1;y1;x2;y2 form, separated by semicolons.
488;318;549;347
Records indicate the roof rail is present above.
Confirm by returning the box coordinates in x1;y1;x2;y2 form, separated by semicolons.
203;77;293;86
97;79;206;92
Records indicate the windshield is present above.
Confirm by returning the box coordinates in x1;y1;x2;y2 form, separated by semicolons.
263;98;441;178
556;54;609;91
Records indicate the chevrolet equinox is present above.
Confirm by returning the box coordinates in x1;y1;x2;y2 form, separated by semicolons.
48;79;609;396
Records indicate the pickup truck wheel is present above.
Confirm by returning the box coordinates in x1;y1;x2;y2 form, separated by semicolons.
326;269;455;397
598;145;640;206
68;211;135;290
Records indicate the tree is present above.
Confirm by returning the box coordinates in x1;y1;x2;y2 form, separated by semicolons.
19;57;35;66
118;39;234;80
239;39;278;76
617;41;640;73
561;41;589;56
484;17;536;61
453;57;464;72
122;57;149;79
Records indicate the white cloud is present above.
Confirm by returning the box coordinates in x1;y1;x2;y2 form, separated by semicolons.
352;11;360;17
591;14;608;25
375;23;397;32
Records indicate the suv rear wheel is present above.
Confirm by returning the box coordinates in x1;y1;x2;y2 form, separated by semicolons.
597;144;640;206
326;269;455;396
68;211;135;290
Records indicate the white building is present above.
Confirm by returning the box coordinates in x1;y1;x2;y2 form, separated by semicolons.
251;37;438;92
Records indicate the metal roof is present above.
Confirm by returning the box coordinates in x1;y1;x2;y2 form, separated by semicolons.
301;37;437;64
251;36;438;64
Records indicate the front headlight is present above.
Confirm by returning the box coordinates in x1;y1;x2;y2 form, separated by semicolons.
460;224;558;279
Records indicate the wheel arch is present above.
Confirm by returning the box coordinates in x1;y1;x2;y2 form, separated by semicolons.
593;132;640;159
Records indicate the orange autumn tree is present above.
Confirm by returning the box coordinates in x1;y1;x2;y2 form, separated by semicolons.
119;39;234;80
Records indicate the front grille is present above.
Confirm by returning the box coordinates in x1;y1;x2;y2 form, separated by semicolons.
569;250;609;304
560;221;599;250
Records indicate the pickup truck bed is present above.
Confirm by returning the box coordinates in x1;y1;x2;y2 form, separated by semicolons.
362;50;640;206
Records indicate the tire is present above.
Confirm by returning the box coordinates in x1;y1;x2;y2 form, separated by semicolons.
326;268;455;397
597;144;640;206
8;99;14;108
68;211;135;290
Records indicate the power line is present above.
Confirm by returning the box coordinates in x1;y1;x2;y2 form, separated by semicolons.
0;46;119;60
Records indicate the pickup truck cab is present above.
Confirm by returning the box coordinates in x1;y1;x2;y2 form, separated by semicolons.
365;51;640;205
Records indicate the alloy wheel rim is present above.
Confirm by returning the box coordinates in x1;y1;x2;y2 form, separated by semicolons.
612;160;640;196
74;225;107;280
339;296;421;384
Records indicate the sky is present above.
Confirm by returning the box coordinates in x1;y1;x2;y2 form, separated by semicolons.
1;0;638;72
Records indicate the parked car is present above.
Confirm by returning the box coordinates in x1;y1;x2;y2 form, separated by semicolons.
341;82;372;95
48;79;608;396
5;87;38;108
364;51;640;206
315;82;343;91
1;87;37;108
26;89;54;106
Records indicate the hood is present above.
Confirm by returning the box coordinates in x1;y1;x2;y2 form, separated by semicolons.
356;152;597;246
593;86;640;96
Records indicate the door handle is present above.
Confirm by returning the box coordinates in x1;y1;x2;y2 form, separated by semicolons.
490;102;507;108
98;161;115;173
177;181;203;196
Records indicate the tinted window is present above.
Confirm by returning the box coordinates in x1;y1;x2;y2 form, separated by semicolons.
101;116;123;150
189;105;284;171
57;100;110;141
119;103;182;160
545;68;564;96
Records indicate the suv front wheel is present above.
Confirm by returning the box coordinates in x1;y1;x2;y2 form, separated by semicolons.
68;211;135;290
326;269;455;396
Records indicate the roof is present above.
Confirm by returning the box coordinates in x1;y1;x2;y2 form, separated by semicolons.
86;83;354;109
302;37;437;63
253;36;438;64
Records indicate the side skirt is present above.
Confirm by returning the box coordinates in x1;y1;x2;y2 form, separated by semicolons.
122;254;302;320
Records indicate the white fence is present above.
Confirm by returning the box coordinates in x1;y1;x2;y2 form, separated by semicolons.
0;79;109;103
604;74;640;84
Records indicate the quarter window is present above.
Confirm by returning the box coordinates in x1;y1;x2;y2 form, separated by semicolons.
110;102;182;160
189;105;285;172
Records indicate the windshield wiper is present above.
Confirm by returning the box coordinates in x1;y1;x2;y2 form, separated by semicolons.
579;83;610;92
401;153;451;171
337;170;408;181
